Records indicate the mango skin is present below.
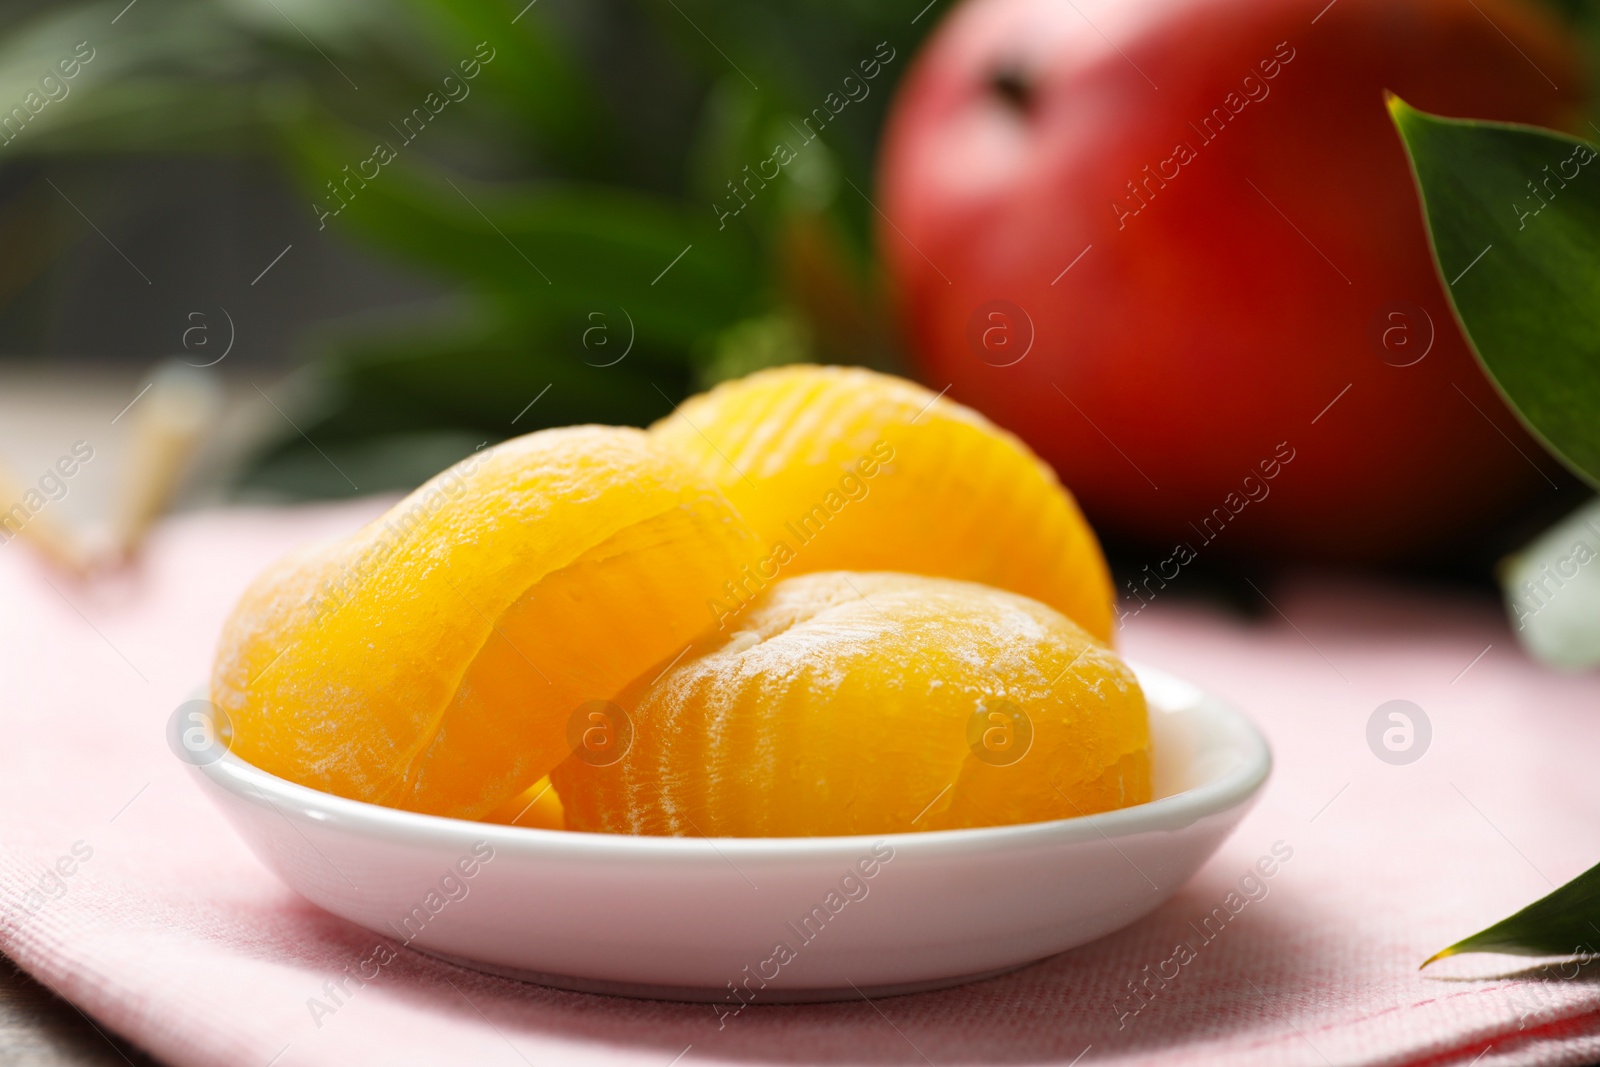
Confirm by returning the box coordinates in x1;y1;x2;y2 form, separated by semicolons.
880;0;1584;564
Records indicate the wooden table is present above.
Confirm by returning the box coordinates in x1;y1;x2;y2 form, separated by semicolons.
0;959;154;1065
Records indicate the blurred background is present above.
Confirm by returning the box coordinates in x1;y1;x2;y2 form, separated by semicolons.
0;0;927;501
0;0;1597;589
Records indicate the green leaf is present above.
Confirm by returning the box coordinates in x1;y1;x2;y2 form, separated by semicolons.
1390;97;1600;489
0;0;918;499
1423;858;1600;967
232;303;700;497
394;0;615;176
277;113;762;349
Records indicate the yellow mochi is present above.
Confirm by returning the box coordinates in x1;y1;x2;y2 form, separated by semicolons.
210;426;760;819
649;364;1116;644
554;571;1150;837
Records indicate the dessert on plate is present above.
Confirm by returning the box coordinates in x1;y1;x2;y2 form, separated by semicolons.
211;366;1149;836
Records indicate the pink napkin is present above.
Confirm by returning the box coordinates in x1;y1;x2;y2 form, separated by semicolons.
3;500;1599;1067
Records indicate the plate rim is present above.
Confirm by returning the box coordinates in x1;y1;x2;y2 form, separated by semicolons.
193;660;1271;858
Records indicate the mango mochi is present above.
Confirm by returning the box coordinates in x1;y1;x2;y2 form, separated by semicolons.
553;571;1149;837
214;367;1148;835
211;426;760;819
650;364;1116;644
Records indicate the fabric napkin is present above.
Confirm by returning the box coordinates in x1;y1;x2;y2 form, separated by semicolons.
2;500;1599;1067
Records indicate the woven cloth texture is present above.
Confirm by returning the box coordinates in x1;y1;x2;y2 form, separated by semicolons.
2;501;1598;1067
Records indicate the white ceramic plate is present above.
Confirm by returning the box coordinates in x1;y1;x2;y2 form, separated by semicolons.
186;662;1269;1003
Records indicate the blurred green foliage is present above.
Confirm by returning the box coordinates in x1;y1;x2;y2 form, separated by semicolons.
5;0;1590;499
0;0;933;495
